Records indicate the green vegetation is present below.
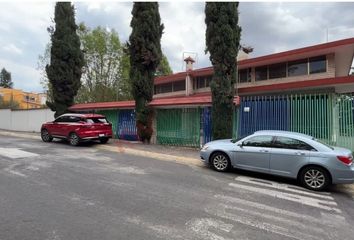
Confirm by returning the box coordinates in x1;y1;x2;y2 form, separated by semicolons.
46;2;84;118
37;43;53;102
0;68;13;88
156;54;173;76
205;2;241;140
128;2;164;142
75;23;132;103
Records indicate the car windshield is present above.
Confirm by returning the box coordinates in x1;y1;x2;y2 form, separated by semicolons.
314;138;334;150
86;118;108;124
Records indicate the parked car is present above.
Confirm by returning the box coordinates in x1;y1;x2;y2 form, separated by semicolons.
200;130;354;191
41;113;113;146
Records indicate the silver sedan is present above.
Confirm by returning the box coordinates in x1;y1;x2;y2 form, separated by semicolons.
200;130;354;191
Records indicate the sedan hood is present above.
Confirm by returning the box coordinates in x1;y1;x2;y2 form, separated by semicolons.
208;139;233;144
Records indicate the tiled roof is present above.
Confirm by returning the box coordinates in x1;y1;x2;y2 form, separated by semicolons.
69;100;135;111
69;94;240;110
154;37;354;83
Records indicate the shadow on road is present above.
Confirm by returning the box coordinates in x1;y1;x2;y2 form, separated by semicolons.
51;139;103;148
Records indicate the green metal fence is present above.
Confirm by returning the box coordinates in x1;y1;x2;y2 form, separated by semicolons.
232;107;239;140
237;93;354;150
156;108;200;147
96;109;119;138
289;93;333;144
87;92;354;150
337;94;354;150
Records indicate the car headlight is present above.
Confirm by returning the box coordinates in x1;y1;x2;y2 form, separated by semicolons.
201;145;209;151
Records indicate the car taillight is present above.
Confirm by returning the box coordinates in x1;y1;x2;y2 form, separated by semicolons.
337;156;353;166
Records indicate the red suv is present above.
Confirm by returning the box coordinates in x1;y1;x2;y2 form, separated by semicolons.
41;113;113;146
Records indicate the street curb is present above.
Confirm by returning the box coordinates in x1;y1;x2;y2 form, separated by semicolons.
0;130;40;140
0;130;203;168
96;144;203;167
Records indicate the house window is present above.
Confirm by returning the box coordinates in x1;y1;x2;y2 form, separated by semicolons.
154;81;186;94
196;77;205;89
238;68;251;83
154;83;173;94
205;76;212;87
309;55;326;74
288;59;308;77
195;76;212;89
269;63;286;79
173;81;185;91
255;66;268;81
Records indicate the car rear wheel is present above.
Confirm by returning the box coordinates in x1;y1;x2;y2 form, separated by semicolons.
300;166;330;191
69;133;80;146
210;152;230;172
41;129;53;142
99;137;109;144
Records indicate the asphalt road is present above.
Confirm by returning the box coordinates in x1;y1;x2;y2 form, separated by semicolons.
0;136;354;240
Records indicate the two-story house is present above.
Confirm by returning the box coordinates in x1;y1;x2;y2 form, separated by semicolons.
152;37;354;103
70;38;354;148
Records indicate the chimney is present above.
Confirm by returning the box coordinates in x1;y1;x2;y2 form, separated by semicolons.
184;56;195;71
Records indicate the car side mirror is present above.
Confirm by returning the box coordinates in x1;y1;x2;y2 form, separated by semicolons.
237;142;244;147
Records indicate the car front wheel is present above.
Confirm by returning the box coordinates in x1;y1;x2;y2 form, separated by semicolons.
210;152;230;172
300;166;330;191
41;129;53;142
69;133;80;146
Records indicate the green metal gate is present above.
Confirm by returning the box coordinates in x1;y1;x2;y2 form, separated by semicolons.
96;109;119;138
337;94;354;150
156;108;200;147
289;93;333;144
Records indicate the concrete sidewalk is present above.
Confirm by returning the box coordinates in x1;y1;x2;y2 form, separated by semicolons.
0;130;203;167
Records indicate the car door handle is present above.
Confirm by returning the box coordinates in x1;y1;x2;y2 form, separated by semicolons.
295;151;306;156
259;149;269;153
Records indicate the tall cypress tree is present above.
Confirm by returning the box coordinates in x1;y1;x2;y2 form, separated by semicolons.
128;2;164;142
46;2;84;118
205;2;241;140
0;68;13;88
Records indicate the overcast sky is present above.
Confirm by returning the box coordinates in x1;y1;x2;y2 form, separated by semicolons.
0;1;353;92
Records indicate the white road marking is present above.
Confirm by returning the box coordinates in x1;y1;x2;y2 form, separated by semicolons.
0;148;38;159
205;204;323;240
214;195;345;225
112;166;146;175
126;216;191;240
3;163;27;178
235;176;334;200
186;218;233;240
208;203;325;235
228;182;341;213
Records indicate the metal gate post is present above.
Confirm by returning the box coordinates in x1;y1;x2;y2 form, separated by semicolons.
332;93;339;145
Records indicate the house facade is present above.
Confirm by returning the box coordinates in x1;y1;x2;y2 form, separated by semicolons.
153;38;354;99
70;38;354;149
0;88;46;109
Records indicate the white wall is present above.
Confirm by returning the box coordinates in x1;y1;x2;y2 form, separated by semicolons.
0;108;54;132
0;109;11;130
